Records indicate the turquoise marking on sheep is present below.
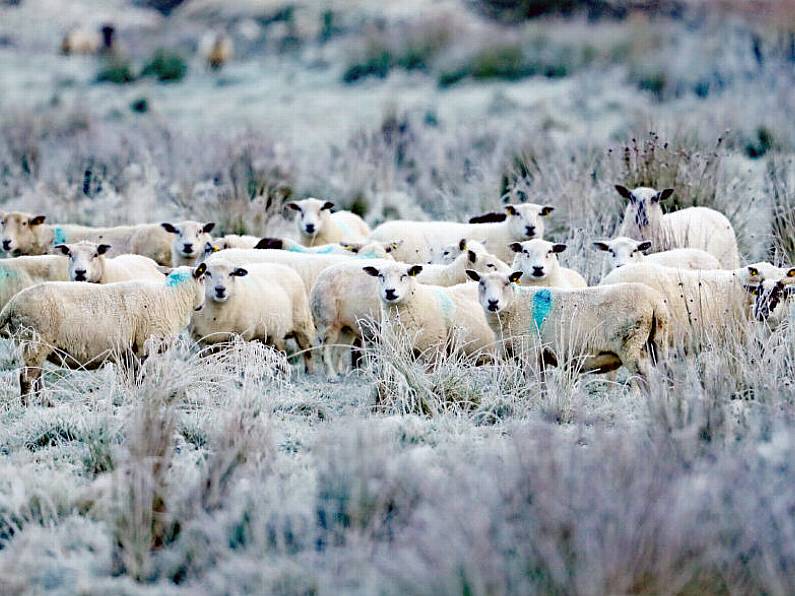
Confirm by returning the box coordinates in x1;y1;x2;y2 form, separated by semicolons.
287;245;309;253
52;226;67;246
0;267;17;282
531;289;552;334
357;250;379;259
312;245;337;255
434;288;455;324
336;219;353;238
166;271;191;287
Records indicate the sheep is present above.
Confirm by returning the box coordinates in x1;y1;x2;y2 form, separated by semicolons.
429;238;490;264
592;236;722;271
509;239;587;288
615;185;739;269
369;202;555;264
362;263;495;363
286;198;370;246
0;211;172;265
54;241;163;283
253;237;401;258
161;221;216;266
191;261;316;372
61;24;116;56
212;234;260;250
599;262;787;348
466;269;670;383
0;264;207;402
0;255;70;312
205;32;233;70
311;248;509;376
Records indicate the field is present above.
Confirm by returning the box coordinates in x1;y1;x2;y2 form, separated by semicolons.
1;0;795;593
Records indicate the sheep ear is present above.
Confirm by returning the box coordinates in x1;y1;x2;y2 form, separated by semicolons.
614;185;633;200
504;205;517;216
285;202;301;212
54;244;70;256
407;265;423;277
161;222;179;234
655;188;675;202
787;268;795;278
204;241;220;255
30;215;47;226
339;241;361;253
637;240;653;253
540;205;555;216
465;269;480;282
458;238;467;251
193;263;207;279
743;284;760;296
508;271;523;284
362;266;380;277
386;240;403;253
747;266;759;278
467;250;477;263
97;244;112;255
321;201;334;211
551;243;567;254
592;241;609;252
202;222;216;234
509;242;523;253
231;267;248;277
254;237;283;250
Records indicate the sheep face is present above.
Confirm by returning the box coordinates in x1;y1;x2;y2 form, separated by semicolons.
504;203;554;240
466;270;523;313
0;211;47;256
616;185;674;230
510;239;566;280
592;236;652;269
203;262;248;303
431;239;489;265
363;263;423;304
742;263;795;320
56;241;111;283
165;264;208;311
162;221;216;260
286;198;334;239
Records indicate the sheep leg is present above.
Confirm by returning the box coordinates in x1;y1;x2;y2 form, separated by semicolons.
319;326;342;377
19;345;48;405
292;328;316;375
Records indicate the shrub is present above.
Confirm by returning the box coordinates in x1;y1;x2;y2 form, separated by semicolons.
141;49;187;83
96;58;135;85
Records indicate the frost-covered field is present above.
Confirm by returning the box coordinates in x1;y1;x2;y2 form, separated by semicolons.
2;0;795;593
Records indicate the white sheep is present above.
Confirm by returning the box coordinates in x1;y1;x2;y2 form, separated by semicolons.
0;264;207;401
252;237;401;258
211;234;261;250
191;260;316;372
615;185;739;269
311;248;508;376
600;262;786;348
362;263;495;363
286;198;370;246
466;269;670;383
0;211;173;265
509;239;587;288
592;236;721;270
54;241;163;283
369;202;555;264
0;255;70;312
161;221;216;266
428;239;490;264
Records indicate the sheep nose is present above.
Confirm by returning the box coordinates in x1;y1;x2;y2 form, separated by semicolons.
183;243;194;254
384;288;397;301
214;287;226;298
305;224;316;234
525;225;536;237
2;240;10;251
487;299;499;312
74;269;87;280
532;266;544;277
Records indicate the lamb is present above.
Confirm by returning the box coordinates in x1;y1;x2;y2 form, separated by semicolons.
286;198;370;246
362;263;495;362
191;261;316;372
0;264;207;401
369;202;555;264
510;239;587;288
0;211;172;265
429;239;489;264
0;255;70;312
54;242;163;283
615;185;739;269
161;221;216;266
466;269;670;383
592;236;721;271
311;248;508;376
253;237;401;258
600;262;785;348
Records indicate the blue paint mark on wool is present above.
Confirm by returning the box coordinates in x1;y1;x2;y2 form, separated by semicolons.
335;219;353;238
166;271;191;287
356;250;379;259
287;245;309;253
434;288;455;323
531;289;552;333
0;267;16;282
52;226;67;246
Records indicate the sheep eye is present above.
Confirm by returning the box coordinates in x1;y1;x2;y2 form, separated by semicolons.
22;222;27;227
487;263;495;269
400;274;407;281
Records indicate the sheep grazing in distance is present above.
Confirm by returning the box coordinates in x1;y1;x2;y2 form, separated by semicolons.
0;255;70;312
0;264;207;402
191;261;316;372
54;241;163;283
510;239;587;288
286;198;371;246
592;236;721;271
161;221;216;266
467;269;670;384
311;246;507;376
61;24;116;56
362;263;495;363
369;202;555;265
615;185;739;269
0;211;173;265
254;237;401;258
205;33;233;70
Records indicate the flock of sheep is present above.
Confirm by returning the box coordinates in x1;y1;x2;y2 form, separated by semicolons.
0;184;793;402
